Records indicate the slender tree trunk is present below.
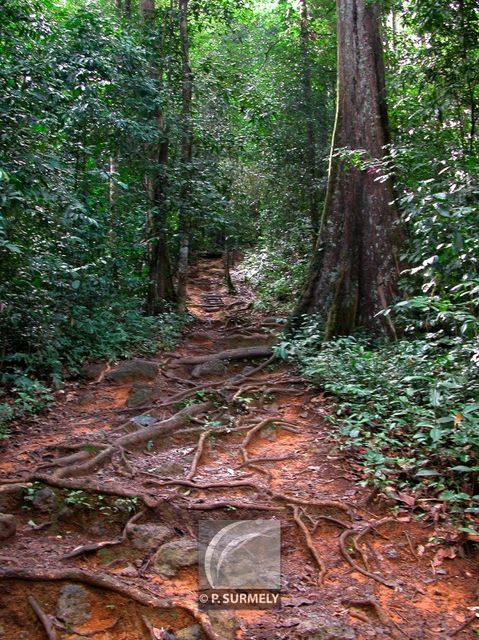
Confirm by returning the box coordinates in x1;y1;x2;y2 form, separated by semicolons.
141;0;177;314
176;0;193;312
109;154;118;209
293;0;401;339
299;0;320;247
108;153;120;280
146;115;177;314
140;0;155;22
224;238;236;295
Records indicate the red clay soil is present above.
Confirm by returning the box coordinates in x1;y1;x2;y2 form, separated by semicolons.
0;258;477;640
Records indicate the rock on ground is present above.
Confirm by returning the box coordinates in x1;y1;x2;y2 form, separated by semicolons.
128;523;172;551
152;460;185;476
0;514;16;540
126;383;154;408
32;487;57;513
105;360;158;384
296;613;356;640
78;362;107;381
208;611;240;640
56;584;92;625
176;625;202;640
191;361;227;379
154;538;198;578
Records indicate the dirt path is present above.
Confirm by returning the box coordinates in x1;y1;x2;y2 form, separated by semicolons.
0;258;477;640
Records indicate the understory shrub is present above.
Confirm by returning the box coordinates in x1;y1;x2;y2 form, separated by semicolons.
278;320;479;531
240;246;308;310
0;304;189;437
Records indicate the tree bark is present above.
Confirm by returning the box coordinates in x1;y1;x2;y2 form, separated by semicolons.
176;0;193;312
294;0;400;338
141;0;177;314
146;128;177;314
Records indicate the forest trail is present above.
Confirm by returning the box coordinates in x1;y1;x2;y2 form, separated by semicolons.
0;258;477;640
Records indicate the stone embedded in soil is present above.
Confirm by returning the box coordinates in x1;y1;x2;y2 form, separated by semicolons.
89;522;110;537
241;365;255;376
0;484;25;512
191;360;227;379
119;563;138;577
153;460;185;476
0;513;16;540
128;523;172;551
126;383;155;408
32;487;57;513
385;546;399;560
79;362;107;381
207;610;240;640
77;391;95;406
56;584;92;625
154;538;198;578
176;625;202;640
105;359;158;384
261;426;277;442
296;613;356;640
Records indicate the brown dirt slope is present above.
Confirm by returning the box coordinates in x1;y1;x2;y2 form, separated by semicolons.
0;258;477;640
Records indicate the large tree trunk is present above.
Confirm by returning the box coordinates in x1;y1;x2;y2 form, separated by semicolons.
294;0;400;339
176;0;193;312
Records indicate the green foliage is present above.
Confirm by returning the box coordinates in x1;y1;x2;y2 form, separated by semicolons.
266;1;479;529
63;491;139;515
278;322;479;526
0;378;53;439
240;245;309;309
0;0;194;429
0;308;188;434
23;483;138;515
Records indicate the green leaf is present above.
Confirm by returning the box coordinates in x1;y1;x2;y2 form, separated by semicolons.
416;469;440;477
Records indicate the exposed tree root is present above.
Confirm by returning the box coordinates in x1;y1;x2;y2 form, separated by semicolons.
142;614;163;640
339;519;396;588
28;595;57;640
237;454;294;468
240;418;299;461
232;384;263;401
72;618;120;637
292;505;327;584
177;346;273;365
342;598;409;639
31;473;159;508
187;429;211;480
0;482;32;493
310;515;349;532
448;613;478;638
54;402;211;478
229;353;277;381
143;478;260;491
1;566;170;607
184;499;284;511
269;491;354;519
156;354;278;410
1;567;221;640
37;450;92;470
61;510;145;560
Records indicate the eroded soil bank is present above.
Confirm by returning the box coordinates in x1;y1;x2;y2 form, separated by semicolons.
0;259;477;640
